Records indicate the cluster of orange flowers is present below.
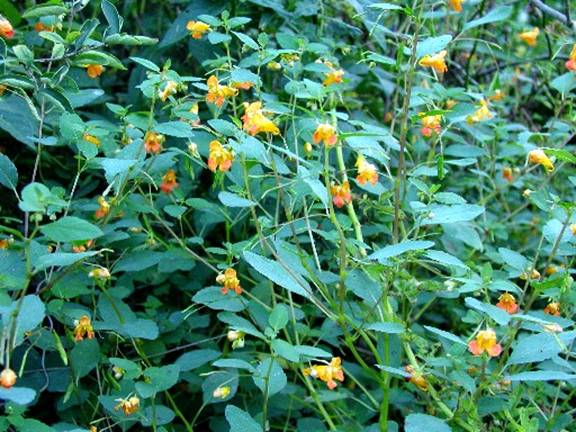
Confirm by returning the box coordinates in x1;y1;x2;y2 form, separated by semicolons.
216;268;242;295
419;113;442;137
304;357;345;389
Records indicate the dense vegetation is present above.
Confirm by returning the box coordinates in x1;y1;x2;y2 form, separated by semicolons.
0;0;575;431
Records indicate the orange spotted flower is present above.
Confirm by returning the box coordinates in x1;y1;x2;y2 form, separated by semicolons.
95;196;110;219
544;302;560;316
468;329;502;357
160;169;179;194
323;62;345;86
313;123;337;147
207;140;234;172
86;64;104;79
419;50;448;74
331;181;351;208
0;368;16;389
528;148;554;172
205;75;238;107
519;28;539;47
404;365;428;391
159;80;178;102
74;315;95;342
187;20;211;39
467;99;493;124
216;268;242;295
115;396;140;416
0;16;14;39
144;131;165;154
448;0;464;12
304;357;345;390
241;102;280;136
502;167;513;182
496;292;519;314
356;156;378;185
419;113;442;137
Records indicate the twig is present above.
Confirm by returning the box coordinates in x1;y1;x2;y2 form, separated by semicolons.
529;0;576;31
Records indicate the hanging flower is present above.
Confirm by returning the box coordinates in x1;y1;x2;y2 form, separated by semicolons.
356;156;378;185
144;131;165;154
419;113;442;137
313;123;337;147
207;140;234;173
544;302;560;316
304;357;345;390
520;268;541;280
404;365;428;391
331;181;351;208
227;330;246;349
88;267;111;280
0;237;12;249
489;89;504;101
528;149;554;172
158;81;178;102
72;240;94;253
83;133;101;146
519;28;539;47
114;396;140;416
419;50;448;73
241;102;280;136
34;22;54;32
160;169;179;194
447;0;464;12
468;329;502;357
213;386;231;399
0;368;16;389
267;61;282;71
95;196;110;219
466;99;493;124
186;20;211;39
496;292;519;314
74;315;95;342
232;81;253;90
86;64;104;79
0;17;14;39
502;167;513;182
323;62;345;86
216;268;242;295
205;75;238;107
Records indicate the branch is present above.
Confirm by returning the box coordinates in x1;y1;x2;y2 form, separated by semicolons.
529;0;576;31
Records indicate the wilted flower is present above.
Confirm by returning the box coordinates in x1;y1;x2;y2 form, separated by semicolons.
519;28;539;46
528;149;554;172
74;315;95;342
544;302;560;316
0;368;16;388
241;102;280;136
522;189;533;198
207;140;234;173
158;81;178;102
355;156;378;185
95;196;110;220
212;386;231;399
83;133;101;147
267;61;282;71
113;366;124;379
331;181;351;208
0;16;14;39
205;75;238;107
502;167;513;182
115;396;140;416
304;357;345;390
188;142;200;158
447;0;464;12
312;123;337;147
227;330;246;349
88;267;111;280
496;292;518;314
467;99;493;124
186;20;210;39
419;113;442;137
216;268;242;295
404;365;428;391
160;169;179;194
520;268;541;280
542;323;563;333
419;50;448;73
144;131;165;154
86;64;104;79
468;329;502;357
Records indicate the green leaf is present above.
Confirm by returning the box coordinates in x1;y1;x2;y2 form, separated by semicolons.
175;349;221;371
463;6;512;31
40;216;103;242
130;56;160;72
105;34;158;46
464;297;511;326
271;339;300;362
416;35;452;58
545;148;576;164
70;338;100;378
421;204;484;225
0;153;18;190
365;322;404;334
0;295;45;344
232;31;259;49
252;358;287;396
424;325;466;346
551;73;576;97
506;371;576;382
154;121;194;137
0;387;37;405
507;333;564;365
101;0;123;34
405;414;452;432
74;51;126;70
225;405;263;432
368;240;434;264
268;304;289;331
425;250;469;269
217;312;265;339
136;365;180;398
22;4;68;19
218;191;256;208
34;251;100;272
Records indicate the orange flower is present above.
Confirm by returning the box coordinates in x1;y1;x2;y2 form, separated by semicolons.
544;302;560;316
566;45;576;71
95;196;110;219
419;50;448;73
74;315;95;342
356;156;378;185
0;368;16;388
519;28;539;47
502;167;513;182
489;89;504;101
0;17;14;39
331;181;351;208
466;99;493;124
0;238;11;249
445;99;457;109
72;240;94;253
528;148;554;172
83;133;101;146
232;81;253;90
304;357;345;390
496;292;518;314
404;365;428;391
144;131;165;154
241;101;280;136
205;75;238;107
158;80;178;102
419;113;442;137
468;329;502;357
86;64;104;79
207;140;234;172
115;396;140;416
216;268;242;295
186;20;211;39
160;169;179;194
447;0;464;12
34;22;53;32
323;63;345;86
313;123;337;147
